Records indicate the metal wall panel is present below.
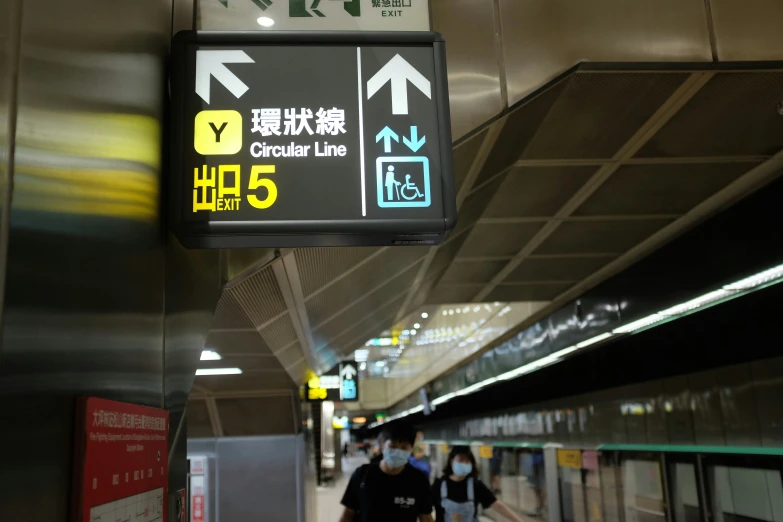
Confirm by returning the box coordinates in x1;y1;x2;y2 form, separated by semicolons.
431;0;502;139
710;0;783;61
216;436;304;522
498;0;713;104
0;1;222;520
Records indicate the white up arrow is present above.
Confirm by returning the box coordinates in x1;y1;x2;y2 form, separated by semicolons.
366;54;431;115
341;364;357;380
195;50;254;104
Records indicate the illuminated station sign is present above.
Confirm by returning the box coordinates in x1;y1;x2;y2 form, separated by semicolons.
304;361;359;402
171;32;455;248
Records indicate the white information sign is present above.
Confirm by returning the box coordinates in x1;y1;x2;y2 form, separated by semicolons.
198;0;430;31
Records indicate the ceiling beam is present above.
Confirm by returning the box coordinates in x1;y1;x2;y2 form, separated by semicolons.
473;72;716;302
272;255;321;374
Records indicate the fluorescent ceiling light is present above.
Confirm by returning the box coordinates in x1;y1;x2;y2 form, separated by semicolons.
354;349;369;361
432;392;456;406
659;289;730;317
200;350;222;361
195;368;242;376
256;16;274;27
724;263;783;291
613;314;665;334
575;332;613;349
421;312;428;318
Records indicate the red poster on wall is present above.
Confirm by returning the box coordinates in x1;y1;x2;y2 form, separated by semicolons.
72;397;169;522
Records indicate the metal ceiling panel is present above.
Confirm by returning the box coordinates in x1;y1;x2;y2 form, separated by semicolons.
304;248;428;326
196;372;293;393
426;284;484;304
521;72;690;159
498;0;712;104
710;0;783;61
228;265;287;325
485;283;575;302
186;399;214;438
505;256;615;283
211;292;255;330
431;0;503;139
532;219;675;256
476;81;566;183
311;262;421;347
458;222;545;257
275;342;306;371
453;130;488;194
637;72;783;158
574;162;758;215
441;260;510;284
295;247;382;298
453;174;508;237
483;166;597;218
328;294;407;356
206;330;273;356
258;314;299;352
217;396;295;437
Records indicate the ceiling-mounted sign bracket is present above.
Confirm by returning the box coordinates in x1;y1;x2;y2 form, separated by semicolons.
170;31;455;248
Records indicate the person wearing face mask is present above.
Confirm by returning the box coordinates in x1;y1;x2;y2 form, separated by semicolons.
432;446;525;522
339;421;433;522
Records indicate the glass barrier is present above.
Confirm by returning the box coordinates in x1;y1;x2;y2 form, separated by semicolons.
621;456;666;522
708;465;783;522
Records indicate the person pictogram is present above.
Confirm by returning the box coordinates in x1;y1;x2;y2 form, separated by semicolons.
385;166;402;201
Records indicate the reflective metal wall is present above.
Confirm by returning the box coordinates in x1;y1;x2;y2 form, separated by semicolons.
0;0;220;520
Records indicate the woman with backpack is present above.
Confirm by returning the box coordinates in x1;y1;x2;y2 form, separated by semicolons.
432;446;526;522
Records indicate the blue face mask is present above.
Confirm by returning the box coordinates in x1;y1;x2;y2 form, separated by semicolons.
383;447;411;469
452;461;473;477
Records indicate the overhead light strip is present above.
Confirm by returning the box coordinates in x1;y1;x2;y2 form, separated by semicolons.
195;368;243;376
372;262;783;427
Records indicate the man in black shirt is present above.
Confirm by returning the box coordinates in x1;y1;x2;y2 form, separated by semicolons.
340;422;433;522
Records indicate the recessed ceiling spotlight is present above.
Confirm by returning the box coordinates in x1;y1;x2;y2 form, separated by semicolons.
257;16;274;27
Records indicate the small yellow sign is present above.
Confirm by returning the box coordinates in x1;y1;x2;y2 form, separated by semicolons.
557;449;582;469
194;110;242;155
478;445;493;459
440;444;449;454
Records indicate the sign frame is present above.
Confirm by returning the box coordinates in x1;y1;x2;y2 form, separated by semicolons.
170;31;455;248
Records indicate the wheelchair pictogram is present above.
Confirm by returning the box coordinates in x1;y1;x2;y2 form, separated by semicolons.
376;156;430;208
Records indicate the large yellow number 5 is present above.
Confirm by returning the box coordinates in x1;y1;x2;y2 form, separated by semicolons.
247;165;277;209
